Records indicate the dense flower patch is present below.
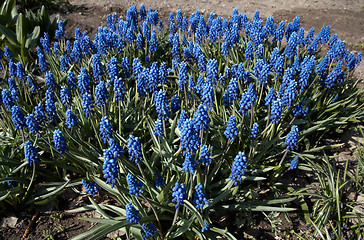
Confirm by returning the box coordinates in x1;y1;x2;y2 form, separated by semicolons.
0;4;363;239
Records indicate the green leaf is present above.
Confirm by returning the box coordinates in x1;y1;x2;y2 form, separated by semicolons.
16;13;26;44
0;23;19;46
0;0;15;24
168;217;195;239
183;200;204;226
25;25;40;48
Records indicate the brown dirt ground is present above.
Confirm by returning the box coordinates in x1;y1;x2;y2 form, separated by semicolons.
1;1;364;239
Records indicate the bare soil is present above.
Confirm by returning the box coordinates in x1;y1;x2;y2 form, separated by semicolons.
1;0;364;239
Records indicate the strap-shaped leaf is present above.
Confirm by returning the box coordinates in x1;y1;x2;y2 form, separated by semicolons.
0;23;19;46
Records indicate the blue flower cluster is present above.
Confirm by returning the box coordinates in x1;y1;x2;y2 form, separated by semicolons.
290;155;299;170
229;151;247;186
141;223;157;240
153;119;164;137
172;182;187;209
284;125;299;150
81;179;99;195
99;116;113;143
24;140;40;166
127;173;143;197
127;135;144;164
53;129;68;154
193;183;209;209
154;89;169;120
125;202;141;223
103;148;119;187
250;123;259;139
182;152;197;174
224;115;238;142
198;145;212;166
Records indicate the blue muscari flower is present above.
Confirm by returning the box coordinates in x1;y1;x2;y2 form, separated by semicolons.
197;53;206;72
298;56;315;92
170;94;181;113
194;74;204;94
60;85;71;108
224;115;238;142
127;173;143;197
180;119;200;153
100;116;113;143
55;20;66;40
181;16;188;32
16;62;26;82
283;32;298;58
106;12;118;32
103;148;119;187
132;58;142;79
154;89;169;120
192;103;210;131
92;54;103;82
81;34;92;54
136;33;144;49
24;140;40;166
239;83;257;116
127;135;144;164
270;99;283;124
325;61;343;89
159;62;168;85
10;88;19;102
178;61;188;92
199;145;212;166
183;152;197;174
293;99;309;117
297;27;305;46
209;19;220;44
176;9;183;28
229;151;247;186
4;46;13;61
1;88;14;109
60;56;69;72
114;77;126;101
290;155;299;170
256;44;264;59
8;59;16;77
121;57;130;78
108;138;124;158
206;59;218;83
27;76;38;92
40;32;51;54
81;179;99;195
154;172;165;187
153;119;164;137
141;223;157;240
137;67;149;97
65;109;78;129
26;113;40;134
139;4;146;21
254;59;270;85
177;109;187;129
149;29;158;52
11;105;25;130
245;41;254;61
273;56;285;76
172;33;180;61
270;47;280;67
283;79;297;109
107;57;119;80
188;75;196;91
37;47;48;73
193;183;209;209
126;203;141;224
284;125;299;150
250;123;259;139
53;129;68;153
278;68;293;99
304;27;315;45
8;77;18;96
95;81;109;107
71;40;82;63
53;42;61;57
148;62;159;93
34;103;46;123
45;90;58;122
66;40;72;53
307;37;319;55
201;79;215;110
78;68;91;95
201;219;210;232
82;93;94;118
172;182;187;209
274;21;285;42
